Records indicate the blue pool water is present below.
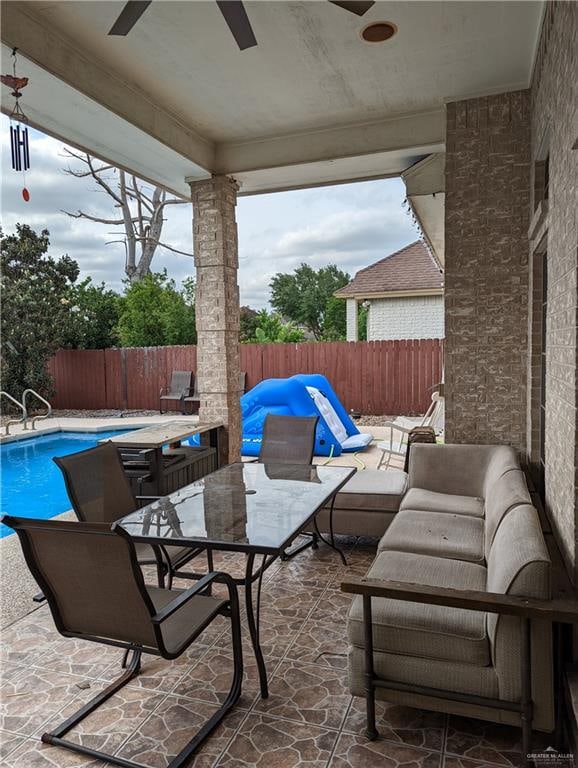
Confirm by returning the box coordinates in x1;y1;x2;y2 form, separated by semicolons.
1;430;128;538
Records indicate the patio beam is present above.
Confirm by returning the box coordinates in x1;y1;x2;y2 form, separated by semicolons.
214;109;445;175
189;176;242;465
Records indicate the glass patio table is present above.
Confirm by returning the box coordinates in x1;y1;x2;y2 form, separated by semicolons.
116;461;356;697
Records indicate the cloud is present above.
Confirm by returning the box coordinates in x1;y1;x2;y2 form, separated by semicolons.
1;116;419;306
273;207;412;259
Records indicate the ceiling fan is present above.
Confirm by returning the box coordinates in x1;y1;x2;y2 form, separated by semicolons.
108;1;375;50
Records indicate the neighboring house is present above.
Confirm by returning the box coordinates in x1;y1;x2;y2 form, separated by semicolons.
335;241;444;341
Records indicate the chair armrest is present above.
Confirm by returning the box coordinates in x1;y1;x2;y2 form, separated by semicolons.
174;387;194;399
340;576;578;624
383;421;411;435
151;571;237;624
160;389;185;400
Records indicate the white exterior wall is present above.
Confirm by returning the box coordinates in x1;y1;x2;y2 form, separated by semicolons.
345;298;358;341
367;295;444;340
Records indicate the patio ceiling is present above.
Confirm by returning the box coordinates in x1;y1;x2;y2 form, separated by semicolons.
1;1;543;198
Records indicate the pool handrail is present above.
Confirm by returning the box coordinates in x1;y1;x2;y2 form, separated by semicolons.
1;391;27;435
22;389;52;430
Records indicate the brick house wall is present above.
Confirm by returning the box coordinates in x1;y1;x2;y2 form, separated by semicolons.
444;90;531;452
528;1;577;582
367;295;444;340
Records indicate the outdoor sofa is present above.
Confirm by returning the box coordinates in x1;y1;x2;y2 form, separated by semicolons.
342;443;557;762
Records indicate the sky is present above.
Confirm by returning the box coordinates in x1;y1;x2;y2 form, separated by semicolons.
1;117;419;308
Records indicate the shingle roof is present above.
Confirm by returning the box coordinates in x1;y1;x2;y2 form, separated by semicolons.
335;241;443;298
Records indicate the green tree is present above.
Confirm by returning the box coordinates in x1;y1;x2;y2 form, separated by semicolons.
1;225;79;400
63;278;123;349
322;296;347;341
240;305;260;342
117;271;196;347
253;310;305;343
270;263;350;340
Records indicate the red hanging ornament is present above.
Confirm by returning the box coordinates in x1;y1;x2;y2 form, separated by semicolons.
22;188;30;202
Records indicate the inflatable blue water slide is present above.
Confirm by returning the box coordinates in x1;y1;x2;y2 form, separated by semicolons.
241;374;372;457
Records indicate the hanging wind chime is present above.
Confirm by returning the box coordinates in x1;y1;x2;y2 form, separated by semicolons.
1;48;31;202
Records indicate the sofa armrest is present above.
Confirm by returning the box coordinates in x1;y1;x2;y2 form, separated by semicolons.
340;576;578;624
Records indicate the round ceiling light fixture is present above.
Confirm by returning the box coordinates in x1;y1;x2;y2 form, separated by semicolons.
361;21;397;43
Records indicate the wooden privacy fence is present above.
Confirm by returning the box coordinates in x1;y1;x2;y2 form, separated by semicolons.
48;339;443;415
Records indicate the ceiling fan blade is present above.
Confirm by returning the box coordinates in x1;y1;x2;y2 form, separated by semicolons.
329;1;375;16
109;1;152;36
216;1;258;50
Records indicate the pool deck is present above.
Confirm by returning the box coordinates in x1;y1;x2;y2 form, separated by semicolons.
0;413;200;444
1;418;400;628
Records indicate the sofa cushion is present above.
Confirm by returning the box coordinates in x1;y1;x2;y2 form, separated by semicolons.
400;488;484;518
331;469;408;512
378;510;485;564
348;551;490;666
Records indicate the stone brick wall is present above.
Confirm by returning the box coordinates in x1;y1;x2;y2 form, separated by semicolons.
367;295;444;340
528;1;577;582
444;90;531;451
189;176;242;464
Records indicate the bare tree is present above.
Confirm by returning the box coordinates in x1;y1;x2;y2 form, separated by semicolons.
62;149;192;283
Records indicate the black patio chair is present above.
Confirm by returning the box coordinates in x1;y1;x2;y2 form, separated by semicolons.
259;413;318;464
2;515;243;768
54;441;212;588
259;414;319;558
159;370;194;414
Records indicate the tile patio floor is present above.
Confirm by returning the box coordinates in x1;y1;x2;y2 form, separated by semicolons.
1;537;536;768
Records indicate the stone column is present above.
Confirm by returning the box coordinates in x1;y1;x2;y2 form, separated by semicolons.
189;176;241;464
444;91;531;452
346;298;359;341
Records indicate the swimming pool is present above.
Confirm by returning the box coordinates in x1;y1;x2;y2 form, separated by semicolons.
1;430;128;538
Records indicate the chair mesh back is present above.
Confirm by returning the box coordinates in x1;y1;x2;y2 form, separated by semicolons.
259;415;318;464
54;442;136;524
8;519;157;649
170;371;192;394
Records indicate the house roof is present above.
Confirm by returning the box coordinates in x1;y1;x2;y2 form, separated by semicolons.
335;241;444;299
